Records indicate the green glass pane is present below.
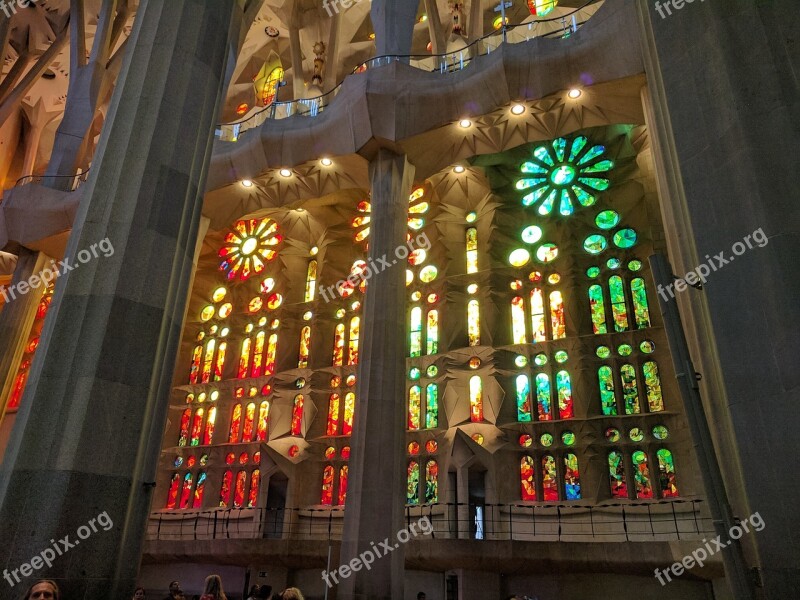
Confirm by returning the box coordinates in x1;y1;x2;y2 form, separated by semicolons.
609;276;628;332
605;427;620;442
613;228;638;249
631;277;651;328
584;159;615;173
540;433;554;447
426;365;439;377
534;353;548;366
522;225;543;244
628;259;643;271
643;361;664;412
568;136;588;161
516;374;532;422
552;138;567;162
577;144;605;165
578;177;610;191
629;427;644;442
596;345;611;359
419;266;438;282
598;366;617;416
515;355;528;368
618;344;633;357
621;364;640;414
409;367;421;380
606;258;621;269
522;186;549;207
535;373;551;419
562;431;576;446
653;425;669;440
516;177;545;190
589;284;607;335
533;145;554;166
595;210;620;230
538;188;558;215
586;266;601;278
584;234;607;255
521;162;547;175
426;384;438;428
559;189;574;215
554;350;568;363
551;165;576;186
640;340;655;354
572;186;595;207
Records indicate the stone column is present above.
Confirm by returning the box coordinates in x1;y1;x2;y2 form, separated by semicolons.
338;149;414;600
637;2;800;597
371;0;420;57
0;1;247;597
456;464;470;540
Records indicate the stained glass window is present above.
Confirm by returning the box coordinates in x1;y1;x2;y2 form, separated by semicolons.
512;296;527;344
410;307;422;357
632;451;654;499
468;300;480;346
656;449;679;498
291;395;304;435
178;408;191;447
556;370;573;419
190;409;204;446
620;364;640;415
426;310;439;355
321;465;334;505
521;456;536;500
643;361;664;412
609;276;628;332
333;324;345;366
425;383;439;428
203;407;216;445
564;453;581;500
598;366;617;416
407;460;420;504
201;339;216;384
219;470;233;507
229;404;242;443
298;326;311;368
251;332;265;378
530;289;546;342
343;392;355;435
469;375;483;422
535;373;551;420
589;284;607;334
516;374;532;422
631;277;651;328
466;228;478;274
542;455;558;501
305;260;318;303
348;317;360;365
233;471;247;508
338;465;349;505
608;451;627;499
193;471;206;508
265;333;278;376
257;401;269;441
549;291;565;339
219;218;282;281
327;393;340;436
166;474;180;509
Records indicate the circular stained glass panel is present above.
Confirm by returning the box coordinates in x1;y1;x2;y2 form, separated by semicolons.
515;355;528;368
408;441;420;455
562;431;576;446
640;340;656;354
519;434;533;448
409;367;421;380
613;228;638;249
534;353;548;366
554;350;568;363
628;259;643;271
595;210;620;230
522;225;543;244
618;344;633;357
540;433;554;447
419;266;438;282
629;427;644;442
653;425;669;440
596;346;611;359
425;440;438;453
605;427;620;442
586;266;601;278
607;258;621;269
584;234;607;255
509;248;531;267
426;365;439;377
536;244;559;263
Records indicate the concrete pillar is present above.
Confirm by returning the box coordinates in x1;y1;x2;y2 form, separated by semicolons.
289;25;305;100
338;149;414;600
456;465;470;540
637;2;800;597
371;0;420;57
0;1;246;597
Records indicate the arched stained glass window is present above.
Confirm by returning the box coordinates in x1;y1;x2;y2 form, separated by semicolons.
542;455;558;501
643;361;664;412
598;366;617;416
327;393;340;436
632;450;654;499
193;471;206;508
237;337;251;379
214;342;227;381
410;307;423;357
190;345;203;384
321;465;334;505
589;284;607;334
256;401;269;441
426;383;439;429
242;403;256;442
248;470;260;507
530;289;546;342
469;375;483;422
608;451;627;499
190;409;204;446
343;392;355;435
549;291;565;339
178;408;191;447
407;460;420;505
265;333;278;375
332;324;345;366
233;471;247;508
229;404;242;443
516;374;532;422
426;310;439;355
631;277;651;328
291;395;304;436
251;333;265;377
219;470;233;507
466;228;478;274
521;455;536;501
564;453;581;500
535;373;551;420
201;339;216;383
203;407;216;445
467;300;480;346
620;364;640;415
609;276;628;332
166;473;180;509
348;317;360;365
305;260;318;302
338;465;349;505
298;326;311;368
511;296;527;344
425;460;438;503
556;370;573;419
657;449;679;498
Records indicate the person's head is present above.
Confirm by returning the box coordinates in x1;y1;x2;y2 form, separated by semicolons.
24;580;60;600
204;574;225;599
280;588;304;600
258;584;273;598
133;587;146;600
417;594;426;600
169;581;181;594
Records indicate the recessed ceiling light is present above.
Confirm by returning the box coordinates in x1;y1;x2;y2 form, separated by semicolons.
241;179;253;188
459;119;472;128
279;168;292;178
321;158;333;167
568;88;582;99
511;104;526;115
454;165;466;174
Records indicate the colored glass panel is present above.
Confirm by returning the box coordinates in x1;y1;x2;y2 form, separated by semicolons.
468;300;480;346
333;324;345;366
512;296;527;344
556;370;573;419
425;384;439;429
521;456;536;500
410;307;422;357
535;373;551;420
589;284;607;334
291;395;304;435
466;228;478;274
265;334;278;375
550;291;565;339
343;392;355;435
609;276;628;332
407;461;420;504
193;472;206;508
251;332;265;377
620;364;640;414
321;465;334;505
228;404;242;443
608;451;627;499
178;408;191;447
516;374;532;422
248;470;260;507
542;455;558;501
643;361;664;412
219;470;232;507
327;393;340;436
632;451;654;499
425;460;438;503
348;317;360;365
298;326;311;368
426;310;439;355
203;407;216;445
631;277;651;329
598;366;617;415
256;401;269;441
190;409;203;446
305;260;317;302
201;339;215;384
338;465;349;505
242;403;256;442
237;338;251;378
214;342;226;381
233;471;247;508
469;376;483;422
657;449;679;498
189;345;203;384
564;453;581;500
166;474;180;509
530;289;546;342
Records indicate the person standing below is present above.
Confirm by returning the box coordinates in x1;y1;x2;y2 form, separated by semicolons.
417;593;426;600
23;580;60;600
199;574;227;600
279;588;304;600
246;585;259;600
132;587;146;600
163;581;182;600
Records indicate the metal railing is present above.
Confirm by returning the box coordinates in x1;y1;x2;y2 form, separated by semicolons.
147;498;711;543
214;0;604;142
14;169;91;191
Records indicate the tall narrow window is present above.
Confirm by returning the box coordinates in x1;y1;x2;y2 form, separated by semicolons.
190;345;203;384
516;375;532;422
229;404;242;443
588;284;607;334
190;409;204;446
201;339;216;384
469;375;483;422
608;451;627;499
298;326;311;368
178;408;191;447
321;465;334;505
466;228;478;274
338;465;349;505
237;337;251;379
166;474;180;509
203;407;216;445
620;364;640;415
542;455;558;501
265;333;278;375
408;386;421;430
219;470;233;507
410;307;423;357
511;296;527;344
305;260;318;302
608;276;628;332
549;291;565;339
343;392;355;435
564;453;581;500
327;394;341;436
291;395;304;435
530;289;546;342
242;403;256;442
656;449;679;498
425;460;438;503
425;383;438;428
332;324;345;366
407;461;420;505
643;361;664;412
598;366;617;416
256;401;269;441
521;456;536;501
426;310;439;355
214;342;227;381
251;333;265;378
631;277;651;329
248;470;260;507
234;471;247;508
193;472;207;508
632;451;654;499
556;370;573;419
468;300;480;346
347;317;360;365
535;373;551;420
180;474;193;510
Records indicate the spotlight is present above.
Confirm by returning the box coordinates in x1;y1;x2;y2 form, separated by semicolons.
241;179;254;188
279;168;292;178
454;165;466;174
320;158;333;167
459;119;472;128
568;88;582;99
511;104;526;115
